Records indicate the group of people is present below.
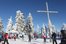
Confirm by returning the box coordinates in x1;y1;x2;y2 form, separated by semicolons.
42;32;57;44
0;33;9;44
3;32;58;44
28;32;57;44
0;32;17;44
33;32;57;44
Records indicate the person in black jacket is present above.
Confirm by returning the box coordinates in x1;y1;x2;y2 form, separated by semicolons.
28;33;31;42
60;30;66;44
52;32;57;44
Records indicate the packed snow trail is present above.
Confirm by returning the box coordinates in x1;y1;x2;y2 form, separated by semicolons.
1;38;60;44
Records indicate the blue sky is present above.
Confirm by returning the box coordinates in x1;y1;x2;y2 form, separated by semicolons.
0;0;66;32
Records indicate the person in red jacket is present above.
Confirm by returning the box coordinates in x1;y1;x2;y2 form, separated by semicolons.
34;32;38;40
3;33;9;44
42;33;46;42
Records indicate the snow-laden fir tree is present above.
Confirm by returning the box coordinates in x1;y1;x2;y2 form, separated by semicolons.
0;17;3;32
15;10;25;33
48;19;56;42
26;12;34;33
48;19;56;35
6;16;13;32
52;25;57;33
36;24;40;34
61;23;66;30
41;24;46;34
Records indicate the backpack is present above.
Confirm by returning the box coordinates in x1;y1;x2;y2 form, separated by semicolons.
0;34;2;39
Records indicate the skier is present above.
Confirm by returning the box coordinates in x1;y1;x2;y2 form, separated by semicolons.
52;32;57;44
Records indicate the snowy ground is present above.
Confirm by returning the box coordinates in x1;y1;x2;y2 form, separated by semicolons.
0;38;61;44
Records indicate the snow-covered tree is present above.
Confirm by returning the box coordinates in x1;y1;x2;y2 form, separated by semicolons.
36;24;40;34
42;24;46;34
26;12;34;33
15;10;25;33
48;19;53;35
6;16;13;32
48;19;57;42
0;17;3;32
61;23;66;30
52;25;57;33
48;19;56;34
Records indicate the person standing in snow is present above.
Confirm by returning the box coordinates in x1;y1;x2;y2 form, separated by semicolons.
52;32;57;44
3;33;9;44
42;33;46;42
28;33;31;42
14;34;16;41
